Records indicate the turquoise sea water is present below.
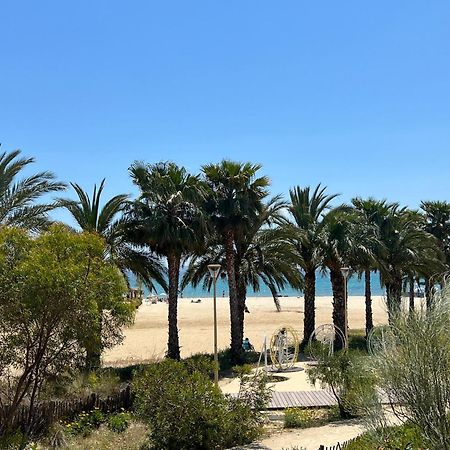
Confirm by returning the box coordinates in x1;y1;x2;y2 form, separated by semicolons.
139;271;385;298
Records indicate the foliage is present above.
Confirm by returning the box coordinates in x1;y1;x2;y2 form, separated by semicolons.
375;204;443;317
346;422;425;450
59;178;168;293
128;161;207;359
42;370;122;400
0;225;128;436
63;408;131;437
48;420;149;450
183;196;303;314
0;148;65;232
283;407;338;429
307;350;376;419
186;348;260;372
202;160;271;359
364;284;450;449
288;184;338;343
134;358;268;450
107;411;132;433
64;408;106;437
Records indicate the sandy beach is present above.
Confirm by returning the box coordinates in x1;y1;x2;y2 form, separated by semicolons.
103;295;410;366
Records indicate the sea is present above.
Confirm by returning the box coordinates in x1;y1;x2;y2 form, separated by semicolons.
137;271;386;298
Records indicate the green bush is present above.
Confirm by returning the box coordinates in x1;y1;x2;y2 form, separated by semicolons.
64;408;105;437
107;411;132;433
134;358;268;450
283;407;338;429
346;422;425;450
284;408;314;428
307;350;376;419
186;348;260;372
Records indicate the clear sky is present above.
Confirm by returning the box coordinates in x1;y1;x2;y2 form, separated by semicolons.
2;1;450;222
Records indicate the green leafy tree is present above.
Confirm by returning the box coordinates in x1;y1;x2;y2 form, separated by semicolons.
0;148;65;231
202;160;270;359
0;225;128;437
288;184;338;344
128;162;207;360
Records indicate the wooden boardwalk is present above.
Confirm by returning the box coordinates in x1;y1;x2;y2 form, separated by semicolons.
268;390;337;409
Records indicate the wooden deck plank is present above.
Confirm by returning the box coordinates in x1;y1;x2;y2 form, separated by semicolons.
266;390;337;409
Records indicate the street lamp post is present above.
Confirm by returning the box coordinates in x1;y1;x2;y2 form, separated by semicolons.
341;267;349;348
208;264;221;387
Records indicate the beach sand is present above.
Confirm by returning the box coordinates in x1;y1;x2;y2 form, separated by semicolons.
104;295;409;366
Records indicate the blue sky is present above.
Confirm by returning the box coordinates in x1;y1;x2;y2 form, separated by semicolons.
2;1;450;223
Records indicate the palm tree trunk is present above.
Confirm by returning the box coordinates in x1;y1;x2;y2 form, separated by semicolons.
236;272;246;345
224;229;241;360
167;252;181;360
303;268;316;344
364;270;373;338
330;267;346;351
268;283;282;312
409;277;415;314
386;276;402;324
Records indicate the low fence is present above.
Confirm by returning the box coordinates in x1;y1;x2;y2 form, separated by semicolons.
318;437;356;450
3;385;132;437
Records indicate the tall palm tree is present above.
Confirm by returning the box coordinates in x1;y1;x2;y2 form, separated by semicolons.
420;200;450;306
0;148;65;231
376;206;443;321
202;160;270;360
60;179;167;368
320;207;373;349
288;184;338;344
351;198;389;337
60;179;167;291
128;162;206;360
183;197;303;314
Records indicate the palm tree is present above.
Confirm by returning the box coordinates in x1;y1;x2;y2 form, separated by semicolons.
60;179;167;291
321;207;373;349
376;206;443;321
202;160;270;360
350;198;389;337
128;162;206;360
183;197;303;315
60;179;167;368
420;200;450;306
288;184;338;344
0;148;65;230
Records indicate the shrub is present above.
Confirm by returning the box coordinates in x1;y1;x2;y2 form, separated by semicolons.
362;285;450;449
346;422;425;450
307;350;376;419
64;408;106;437
107;411;132;433
284;408;313;428
283;408;338;428
186;348;260;372
134;358;268;449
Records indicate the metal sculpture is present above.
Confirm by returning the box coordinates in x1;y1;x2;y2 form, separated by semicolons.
269;326;300;371
308;324;347;360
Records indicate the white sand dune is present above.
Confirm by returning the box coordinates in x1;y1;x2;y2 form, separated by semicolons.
103;295;411;366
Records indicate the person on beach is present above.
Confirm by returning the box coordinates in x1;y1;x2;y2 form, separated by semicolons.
242;337;254;351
